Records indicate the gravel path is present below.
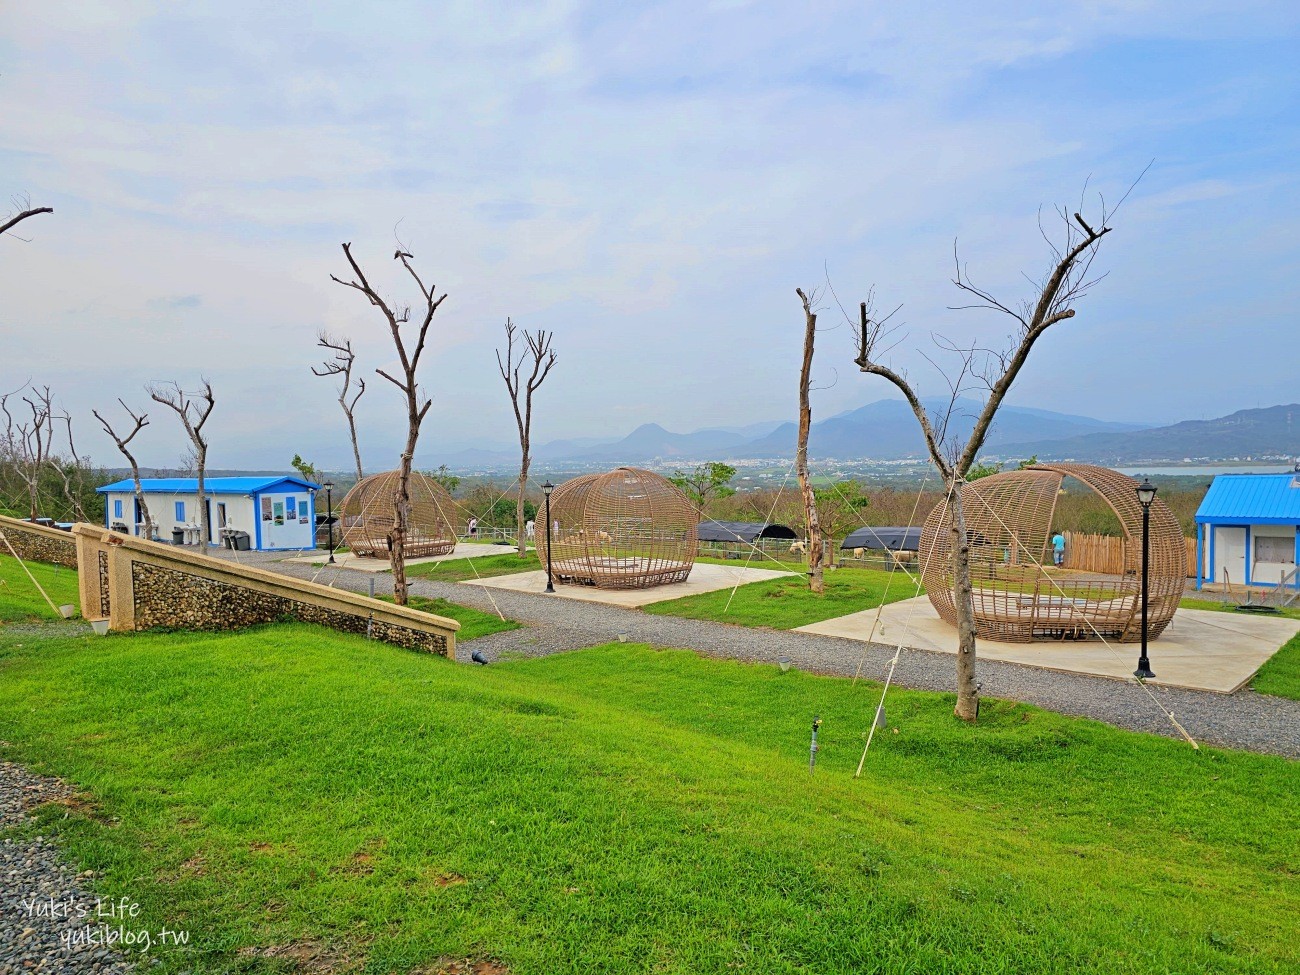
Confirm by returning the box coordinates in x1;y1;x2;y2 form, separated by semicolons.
0;763;135;975
241;555;1300;759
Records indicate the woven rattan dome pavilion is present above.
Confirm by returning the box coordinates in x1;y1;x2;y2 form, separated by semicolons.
338;470;457;559
538;467;698;589
919;463;1186;643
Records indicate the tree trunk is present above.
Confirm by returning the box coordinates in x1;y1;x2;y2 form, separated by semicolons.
390;429;417;606
348;411;364;484
795;289;824;594
195;446;209;548
515;451;530;558
949;483;980;721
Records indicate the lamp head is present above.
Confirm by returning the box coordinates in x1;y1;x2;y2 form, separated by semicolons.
323;480;334;490
1136;477;1157;508
542;480;555;496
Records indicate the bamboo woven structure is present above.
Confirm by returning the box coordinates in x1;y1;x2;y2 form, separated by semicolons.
919;464;1185;643
538;467;697;589
338;470;457;559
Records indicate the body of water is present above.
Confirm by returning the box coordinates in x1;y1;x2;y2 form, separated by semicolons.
1115;465;1294;477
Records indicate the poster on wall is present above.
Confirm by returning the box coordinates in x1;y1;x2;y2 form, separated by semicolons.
273;501;285;526
286;497;297;519
261;497;272;521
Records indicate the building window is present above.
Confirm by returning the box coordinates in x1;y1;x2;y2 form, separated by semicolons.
1255;535;1296;565
175;501;186;522
113;500;123;519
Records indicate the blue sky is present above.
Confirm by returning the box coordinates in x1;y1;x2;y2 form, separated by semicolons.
2;1;1298;469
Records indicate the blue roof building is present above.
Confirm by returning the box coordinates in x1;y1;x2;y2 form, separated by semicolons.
97;476;322;551
1194;472;1300;590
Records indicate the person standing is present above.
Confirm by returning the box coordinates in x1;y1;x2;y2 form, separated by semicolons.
525;519;535;541
468;516;478;540
1051;531;1066;567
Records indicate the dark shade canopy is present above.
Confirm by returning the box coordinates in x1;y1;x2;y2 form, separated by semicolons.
697;520;798;544
841;526;923;551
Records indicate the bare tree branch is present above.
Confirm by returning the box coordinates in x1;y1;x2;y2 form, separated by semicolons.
330;241;446;605
148;380;216;546
496;318;558;557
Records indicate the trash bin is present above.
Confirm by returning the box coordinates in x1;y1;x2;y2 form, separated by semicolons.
172;528;186;545
232;531;252;551
222;532;235;550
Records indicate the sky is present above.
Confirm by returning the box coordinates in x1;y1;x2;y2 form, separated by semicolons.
2;0;1298;470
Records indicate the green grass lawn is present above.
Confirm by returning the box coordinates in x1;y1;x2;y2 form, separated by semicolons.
381;593;519;642
1180;598;1300;701
0;553;80;622
0;624;1296;974
644;565;921;629
405;550;541;584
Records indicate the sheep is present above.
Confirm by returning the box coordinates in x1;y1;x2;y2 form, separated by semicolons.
853;547;866;559
789;540;807;555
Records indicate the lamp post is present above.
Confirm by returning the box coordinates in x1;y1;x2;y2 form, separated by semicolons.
1135;477;1157;679
542;480;555;594
323;480;336;564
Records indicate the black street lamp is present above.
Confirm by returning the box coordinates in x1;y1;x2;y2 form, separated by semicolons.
1135;477;1157;679
543;480;555;594
323;480;336;564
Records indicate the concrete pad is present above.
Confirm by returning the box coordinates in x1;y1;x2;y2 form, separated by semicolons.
795;596;1300;694
282;542;525;573
465;562;795;608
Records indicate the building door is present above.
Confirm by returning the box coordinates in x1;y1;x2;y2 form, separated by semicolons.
217;503;228;542
206;499;215;545
1215;526;1247;586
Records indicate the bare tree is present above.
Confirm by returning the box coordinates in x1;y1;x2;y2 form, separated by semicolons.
1;198;53;240
94;400;153;539
52;411;91;522
854;194;1118;722
149;380;216;547
795;289;826;594
331;242;445;606
1;385;55;520
496;319;557;558
312;332;366;483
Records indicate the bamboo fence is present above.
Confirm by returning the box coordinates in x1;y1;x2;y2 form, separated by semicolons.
1063;531;1199;578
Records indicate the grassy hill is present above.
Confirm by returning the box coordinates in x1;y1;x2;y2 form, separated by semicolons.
1;622;1297;974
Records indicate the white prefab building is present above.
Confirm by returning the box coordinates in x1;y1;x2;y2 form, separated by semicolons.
1195;472;1300;592
97;476;321;551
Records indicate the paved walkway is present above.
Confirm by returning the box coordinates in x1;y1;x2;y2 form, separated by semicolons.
211;551;1300;759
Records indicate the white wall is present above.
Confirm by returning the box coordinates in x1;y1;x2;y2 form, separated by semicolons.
1250;525;1298;586
1212;526;1246;587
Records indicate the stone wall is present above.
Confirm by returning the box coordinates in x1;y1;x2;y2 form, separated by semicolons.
0;515;78;568
97;551;110;619
130;562;448;654
70;523;457;657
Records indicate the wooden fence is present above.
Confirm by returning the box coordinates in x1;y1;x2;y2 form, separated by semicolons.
1063;531;1199;578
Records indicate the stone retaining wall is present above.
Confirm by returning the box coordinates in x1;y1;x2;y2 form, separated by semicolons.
0;515;78;568
71;524;457;657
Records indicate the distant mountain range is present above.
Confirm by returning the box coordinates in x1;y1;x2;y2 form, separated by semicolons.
429;400;1300;470
432;398;1147;469
998;404;1300;463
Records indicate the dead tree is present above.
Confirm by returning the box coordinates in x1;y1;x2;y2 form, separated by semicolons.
149;380;216;546
1;385;55;521
53;412;90;522
855;195;1117;722
496;319;557;558
331;243;445;605
1;199;53;240
94;400;153;539
312;331;366;483
795;289;825;594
